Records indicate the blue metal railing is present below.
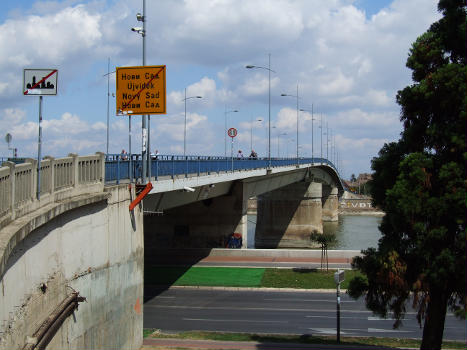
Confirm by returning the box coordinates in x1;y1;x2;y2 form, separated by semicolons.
105;154;338;183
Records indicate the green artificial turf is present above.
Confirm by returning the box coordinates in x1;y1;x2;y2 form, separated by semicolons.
145;266;265;287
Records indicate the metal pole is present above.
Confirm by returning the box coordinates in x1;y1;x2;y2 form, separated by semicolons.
320;114;323;160
268;53;271;168
296;84;299;164
311;103;314;164
37;96;43;200
141;0;147;183
106;58;110;156
250;116;252;152
129;116;133;182
231;137;234;171
337;281;341;343
326;124;329;160
184;88;187;157
224;105;227;157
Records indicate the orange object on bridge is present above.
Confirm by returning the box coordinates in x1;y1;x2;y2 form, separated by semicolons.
129;182;153;211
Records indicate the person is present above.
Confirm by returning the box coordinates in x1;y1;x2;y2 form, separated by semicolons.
151;149;159;159
249;150;257;159
237;150;244;159
120;149;127;160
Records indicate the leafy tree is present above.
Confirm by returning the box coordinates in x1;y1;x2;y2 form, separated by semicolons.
350;173;357;182
348;1;466;349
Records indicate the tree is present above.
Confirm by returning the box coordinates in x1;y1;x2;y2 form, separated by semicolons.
348;1;466;349
310;231;336;271
350;173;357;182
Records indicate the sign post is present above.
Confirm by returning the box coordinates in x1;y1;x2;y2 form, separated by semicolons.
334;269;345;343
23;69;58;200
227;128;237;172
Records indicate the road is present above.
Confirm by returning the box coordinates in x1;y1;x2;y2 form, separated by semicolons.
144;287;467;342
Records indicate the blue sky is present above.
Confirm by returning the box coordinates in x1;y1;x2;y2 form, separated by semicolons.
0;0;440;178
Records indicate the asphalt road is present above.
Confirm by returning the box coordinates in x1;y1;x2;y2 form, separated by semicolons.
144;287;467;342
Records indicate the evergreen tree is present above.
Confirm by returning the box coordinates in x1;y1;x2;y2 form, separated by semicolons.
348;1;466;349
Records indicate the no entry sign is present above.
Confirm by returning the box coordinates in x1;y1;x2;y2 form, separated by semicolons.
227;127;237;138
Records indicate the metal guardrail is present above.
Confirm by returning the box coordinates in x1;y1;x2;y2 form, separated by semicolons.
105;154;338;183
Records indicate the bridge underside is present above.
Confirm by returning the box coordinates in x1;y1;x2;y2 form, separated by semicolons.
144;166;341;249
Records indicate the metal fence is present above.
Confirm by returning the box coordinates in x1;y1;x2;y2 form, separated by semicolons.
105;154;338;183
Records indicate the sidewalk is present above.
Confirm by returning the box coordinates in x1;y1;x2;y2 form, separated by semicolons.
147;248;359;269
142;337;396;350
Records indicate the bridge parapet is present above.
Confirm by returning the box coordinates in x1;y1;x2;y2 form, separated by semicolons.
0;152;105;231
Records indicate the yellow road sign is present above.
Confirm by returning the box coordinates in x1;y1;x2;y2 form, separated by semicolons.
116;65;166;115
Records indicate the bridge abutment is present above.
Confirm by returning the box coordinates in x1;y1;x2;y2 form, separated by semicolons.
255;181;323;248
144;182;249;250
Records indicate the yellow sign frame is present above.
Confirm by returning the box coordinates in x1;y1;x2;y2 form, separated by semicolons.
116;65;166;115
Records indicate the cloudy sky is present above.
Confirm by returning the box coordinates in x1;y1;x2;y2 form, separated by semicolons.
0;0;440;179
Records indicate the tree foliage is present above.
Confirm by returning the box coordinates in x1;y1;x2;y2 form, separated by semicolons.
348;1;466;349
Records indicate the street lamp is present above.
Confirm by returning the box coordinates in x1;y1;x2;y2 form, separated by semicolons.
278;132;287;158
281;84;300;165
300;105;315;164
131;2;148;183
224;107;238;157
182;88;202;157
246;53;275;168
250;117;263;152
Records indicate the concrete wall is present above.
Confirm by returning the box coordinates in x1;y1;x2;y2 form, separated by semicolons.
0;185;144;350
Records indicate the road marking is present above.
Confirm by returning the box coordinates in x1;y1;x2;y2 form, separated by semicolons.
146;304;373;314
308;328;350;335
157;296;176;299
305;315;361;319
183;318;288;323
368;316;410;321
264;298;355;303
368;328;412;333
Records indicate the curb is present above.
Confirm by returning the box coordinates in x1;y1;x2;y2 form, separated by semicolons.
159;285;345;293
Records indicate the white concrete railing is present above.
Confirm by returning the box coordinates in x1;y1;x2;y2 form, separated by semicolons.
0;153;105;230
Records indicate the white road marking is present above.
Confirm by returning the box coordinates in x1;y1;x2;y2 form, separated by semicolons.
308;328;350;335
368;328;412;333
264;298;355;303
368;316;410;321
183;318;288;323
146;304;373;313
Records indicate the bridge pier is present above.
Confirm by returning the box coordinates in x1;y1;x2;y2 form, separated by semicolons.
255;181;323;248
322;185;339;222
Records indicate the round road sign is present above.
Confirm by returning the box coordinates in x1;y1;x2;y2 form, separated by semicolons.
227;127;237;138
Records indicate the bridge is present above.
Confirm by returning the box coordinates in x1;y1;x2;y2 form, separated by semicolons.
0;152;343;350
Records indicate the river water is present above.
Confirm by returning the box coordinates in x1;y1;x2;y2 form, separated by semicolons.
247;214;382;250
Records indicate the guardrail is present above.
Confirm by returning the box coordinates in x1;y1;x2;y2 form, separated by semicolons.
0;153;105;230
105;154;338;183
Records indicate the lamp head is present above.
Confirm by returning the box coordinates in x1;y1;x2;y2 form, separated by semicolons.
136;13;144;21
245;65;255;69
131;27;143;32
281;93;287;96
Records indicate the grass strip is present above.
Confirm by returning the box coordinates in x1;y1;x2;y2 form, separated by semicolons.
261;268;365;289
146;265;365;290
144;329;467;349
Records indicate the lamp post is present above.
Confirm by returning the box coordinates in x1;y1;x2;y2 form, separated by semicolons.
250;117;263;152
319;114;324;160
131;0;148;183
246;53;275;168
183;88;202;157
281;84;300;165
300;105;315;163
278;132;287;158
224;107;238;157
